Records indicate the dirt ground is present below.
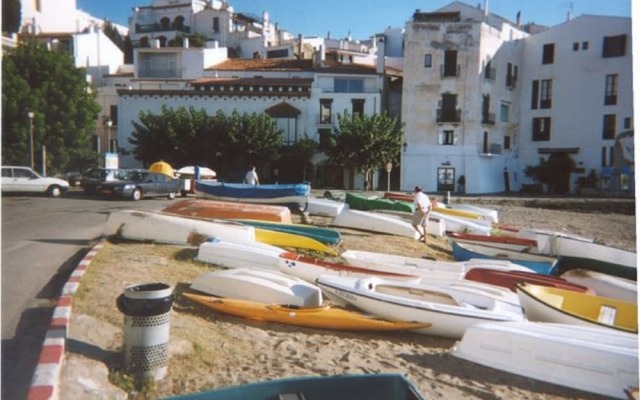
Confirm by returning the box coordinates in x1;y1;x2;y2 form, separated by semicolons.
63;196;636;399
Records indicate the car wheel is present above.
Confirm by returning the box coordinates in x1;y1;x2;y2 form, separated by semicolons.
167;191;176;200
48;185;62;198
131;188;142;201
180;190;188;197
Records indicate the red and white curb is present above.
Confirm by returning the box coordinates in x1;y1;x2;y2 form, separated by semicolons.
28;239;106;400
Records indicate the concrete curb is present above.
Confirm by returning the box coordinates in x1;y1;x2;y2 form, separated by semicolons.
27;239;106;400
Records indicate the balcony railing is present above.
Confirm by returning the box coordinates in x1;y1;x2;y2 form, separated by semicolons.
317;114;333;125
479;143;502;155
440;64;460;78
484;67;496;80
482;112;496;125
436;108;461;123
135;23;191;34
138;67;180;79
604;95;617;105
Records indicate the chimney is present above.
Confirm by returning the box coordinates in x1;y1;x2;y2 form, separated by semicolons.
516;11;521;27
566;10;572;21
376;36;385;74
298;34;303;59
484;0;489;18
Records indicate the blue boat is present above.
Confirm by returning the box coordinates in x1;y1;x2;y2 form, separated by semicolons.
165;373;426;400
195;181;310;211
450;239;557;275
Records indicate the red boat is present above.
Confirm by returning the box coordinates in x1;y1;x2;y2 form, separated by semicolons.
163;198;292;223
465;268;593;294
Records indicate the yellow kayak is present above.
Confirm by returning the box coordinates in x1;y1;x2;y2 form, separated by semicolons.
184;293;430;332
432;206;484;220
254;228;337;256
516;283;638;333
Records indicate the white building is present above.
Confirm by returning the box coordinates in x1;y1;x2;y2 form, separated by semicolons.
400;2;633;195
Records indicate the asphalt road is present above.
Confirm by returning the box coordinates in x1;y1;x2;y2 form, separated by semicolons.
1;189;177;399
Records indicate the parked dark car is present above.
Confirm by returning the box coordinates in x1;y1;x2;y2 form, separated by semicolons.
80;168;126;194
96;170;180;201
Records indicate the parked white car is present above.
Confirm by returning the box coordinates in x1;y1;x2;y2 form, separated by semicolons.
1;166;70;197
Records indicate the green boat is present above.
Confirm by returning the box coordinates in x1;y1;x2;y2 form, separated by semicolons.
165;373;426;400
346;192;414;213
233;219;342;245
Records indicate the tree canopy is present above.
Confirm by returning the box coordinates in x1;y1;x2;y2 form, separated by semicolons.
2;40;102;173
129;107;284;178
321;111;404;190
525;153;576;194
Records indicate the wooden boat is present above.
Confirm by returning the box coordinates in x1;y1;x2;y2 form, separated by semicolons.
516;283;638;333
516;228;637;280
341;249;535;282
345;192;414;213
103;210;254;245
183;293;430;332
560;269;637;302
451;321;639;399
162;198;292;223
464;268;593;293
232;219;342;245
278;252;420;285
306;196;345;217
316;275;524;339
190;268;323;307
254;228;337;256
195;181;310;211
450;240;558;275
447;231;538;252
167;373;427;400
196;238;285;270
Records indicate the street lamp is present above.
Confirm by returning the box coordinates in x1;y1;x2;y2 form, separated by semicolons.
106;118;113;153
28;111;35;169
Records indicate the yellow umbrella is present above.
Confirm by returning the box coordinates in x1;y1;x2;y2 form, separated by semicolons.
149;161;174;178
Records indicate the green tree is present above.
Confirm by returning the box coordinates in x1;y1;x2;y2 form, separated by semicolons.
2;0;21;34
322;111;403;190
525;153;576;194
277;136;317;183
102;20;124;51
2;40;101;173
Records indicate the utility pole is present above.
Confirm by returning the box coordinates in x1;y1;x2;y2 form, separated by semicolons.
28;111;35;169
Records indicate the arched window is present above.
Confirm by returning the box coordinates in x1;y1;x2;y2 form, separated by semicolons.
173;16;185;30
160;17;170;30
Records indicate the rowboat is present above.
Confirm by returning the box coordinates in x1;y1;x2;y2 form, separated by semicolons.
316;275;524;339
447;232;538;253
333;206;437;238
516;283;638;333
306;196;345;217
383;192;498;222
560;269;637;302
341;249;535;282
196;238;285;270
451;321;639;399
232;219;342;245
103;210;254;245
464;268;593;293
190;268;323;307
195;181;310;211
183;293;430;332
254;228;337;256
430;210;493;235
162;198;292;223
450;240;558;275
166;373;427;400
345;192;414;213
278;252;420;286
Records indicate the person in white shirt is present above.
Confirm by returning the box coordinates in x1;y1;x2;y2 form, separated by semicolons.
244;165;259;186
412;186;431;243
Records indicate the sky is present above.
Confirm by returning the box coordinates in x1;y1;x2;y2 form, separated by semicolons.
77;0;631;40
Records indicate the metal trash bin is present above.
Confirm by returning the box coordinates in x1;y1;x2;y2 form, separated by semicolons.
116;282;173;382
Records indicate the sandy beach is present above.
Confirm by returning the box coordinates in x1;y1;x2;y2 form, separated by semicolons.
61;197;636;399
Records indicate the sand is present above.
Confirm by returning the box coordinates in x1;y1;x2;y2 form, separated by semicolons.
63;198;636;399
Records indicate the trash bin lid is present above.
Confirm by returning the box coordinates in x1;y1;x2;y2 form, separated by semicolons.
124;282;173;300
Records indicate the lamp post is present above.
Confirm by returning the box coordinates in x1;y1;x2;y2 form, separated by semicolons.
28;112;35;169
106;118;113;153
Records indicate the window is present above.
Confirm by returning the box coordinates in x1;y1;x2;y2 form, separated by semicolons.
437;93;460;123
438;130;455;145
213;17;219;33
503;135;511;150
602;114;616;139
484;60;495;80
572;42;579;51
442;50;458;77
624;117;631;129
601;146;607;166
424;54;432;68
319;99;332;124
540;79;552;109
609;146;615;167
542;43;555;64
506;63;516;88
109;105;118;125
602;34;627;58
275;117;297;145
604;74;618;105
582;41;589;50
532;117;551;141
500;103;510;122
334;78;364;93
351;99;365;116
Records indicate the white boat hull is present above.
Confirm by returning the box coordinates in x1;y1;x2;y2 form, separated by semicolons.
306;197;345;217
560;269;637;302
190;268;323;307
316;276;524;339
333;206;445;238
452;321;639;399
197;238;285;270
103;210;254;245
